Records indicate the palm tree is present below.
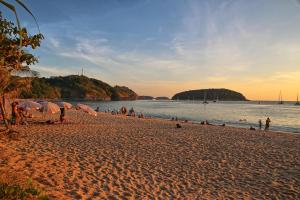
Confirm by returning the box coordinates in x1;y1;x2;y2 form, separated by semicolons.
0;0;40;37
0;1;42;132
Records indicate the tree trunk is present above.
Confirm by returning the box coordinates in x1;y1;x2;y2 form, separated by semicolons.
0;94;10;130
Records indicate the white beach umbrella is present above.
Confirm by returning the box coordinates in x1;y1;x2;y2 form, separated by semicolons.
19;100;42;111
40;101;60;114
56;101;72;109
77;103;97;116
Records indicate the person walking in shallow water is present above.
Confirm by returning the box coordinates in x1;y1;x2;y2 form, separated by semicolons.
265;117;271;130
258;119;262;130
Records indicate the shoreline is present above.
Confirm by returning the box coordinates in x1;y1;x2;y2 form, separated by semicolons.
11;99;300;134
142;114;300;136
78;99;300;134
123;113;300;135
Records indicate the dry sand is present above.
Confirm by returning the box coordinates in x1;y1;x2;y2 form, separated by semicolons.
0;110;299;199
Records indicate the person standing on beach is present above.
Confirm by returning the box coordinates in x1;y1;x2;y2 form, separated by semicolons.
258;119;262;130
265;117;271;130
11;102;20;125
60;107;66;123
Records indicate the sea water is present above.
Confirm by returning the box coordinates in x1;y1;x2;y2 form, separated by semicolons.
78;100;300;134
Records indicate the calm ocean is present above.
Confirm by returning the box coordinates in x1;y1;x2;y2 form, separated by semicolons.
76;100;300;134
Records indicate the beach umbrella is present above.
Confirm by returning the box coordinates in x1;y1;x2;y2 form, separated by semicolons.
19;100;42;111
40;101;60;114
77;103;97;116
56;101;72;109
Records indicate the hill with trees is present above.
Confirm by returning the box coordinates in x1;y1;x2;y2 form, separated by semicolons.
172;88;247;101
18;75;138;101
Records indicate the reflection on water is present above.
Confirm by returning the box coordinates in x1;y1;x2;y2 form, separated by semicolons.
74;100;300;134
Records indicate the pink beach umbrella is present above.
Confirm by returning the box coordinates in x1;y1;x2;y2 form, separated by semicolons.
19;100;42;111
56;101;72;109
40;101;60;114
77;103;97;116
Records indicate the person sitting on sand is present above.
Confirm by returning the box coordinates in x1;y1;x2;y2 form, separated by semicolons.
111;110;117;115
138;113;144;118
265;117;271;131
250;126;256;130
176;123;182;128
95;107;100;112
60;107;66;123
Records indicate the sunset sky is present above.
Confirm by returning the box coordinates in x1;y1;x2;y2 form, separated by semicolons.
2;0;300;100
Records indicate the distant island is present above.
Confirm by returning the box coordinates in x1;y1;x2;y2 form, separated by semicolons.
18;75;138;101
155;97;170;100
137;96;170;100
172;88;247;101
137;96;154;100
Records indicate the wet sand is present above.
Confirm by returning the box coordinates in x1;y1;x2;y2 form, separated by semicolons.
0;110;300;199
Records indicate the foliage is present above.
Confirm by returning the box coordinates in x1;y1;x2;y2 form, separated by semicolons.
47;75;113;100
17;75;138;101
0;12;43;94
0;11;43;129
113;85;137;101
0;0;40;46
172;88;248;101
0;181;49;200
19;77;61;99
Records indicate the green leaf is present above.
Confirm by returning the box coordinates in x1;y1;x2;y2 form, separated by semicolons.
15;0;41;33
0;0;22;46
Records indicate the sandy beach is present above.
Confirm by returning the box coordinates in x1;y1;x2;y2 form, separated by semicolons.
0;110;299;199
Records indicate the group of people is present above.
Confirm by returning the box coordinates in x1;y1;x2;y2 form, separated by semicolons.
171;114;272;131
125;107;145;118
101;106;144;118
259;117;271;130
10;101;67;126
8;102;273;132
250;117;271;131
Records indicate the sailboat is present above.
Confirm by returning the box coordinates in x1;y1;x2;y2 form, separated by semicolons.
278;91;283;104
295;93;300;106
203;91;208;104
213;95;218;103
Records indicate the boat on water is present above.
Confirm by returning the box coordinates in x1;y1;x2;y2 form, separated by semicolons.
203;92;209;104
213;95;218;103
295;93;300;106
278;91;284;104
